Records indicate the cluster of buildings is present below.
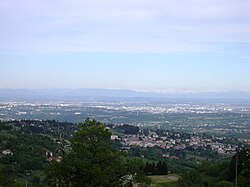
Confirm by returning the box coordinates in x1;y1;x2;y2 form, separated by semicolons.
112;129;250;156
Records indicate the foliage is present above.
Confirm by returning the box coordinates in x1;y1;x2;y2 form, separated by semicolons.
116;124;140;135
32;176;41;186
0;120;59;185
144;161;168;175
198;160;229;179
0;171;22;187
214;180;234;187
239;149;250;187
178;170;205;187
228;149;247;182
46;119;150;187
198;149;250;187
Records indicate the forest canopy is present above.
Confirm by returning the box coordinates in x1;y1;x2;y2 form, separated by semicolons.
46;119;151;187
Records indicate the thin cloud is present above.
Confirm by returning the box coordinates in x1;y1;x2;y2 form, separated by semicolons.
0;0;250;54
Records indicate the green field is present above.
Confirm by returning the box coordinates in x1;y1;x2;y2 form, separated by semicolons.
149;175;179;187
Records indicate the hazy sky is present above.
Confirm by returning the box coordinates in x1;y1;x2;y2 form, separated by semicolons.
0;0;250;92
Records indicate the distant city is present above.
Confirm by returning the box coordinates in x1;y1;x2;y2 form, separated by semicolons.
1;90;250;140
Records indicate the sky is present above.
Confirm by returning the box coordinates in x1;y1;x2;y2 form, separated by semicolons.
0;0;250;92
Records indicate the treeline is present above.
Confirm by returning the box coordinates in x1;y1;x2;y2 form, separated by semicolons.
1;119;250;187
0;120;151;187
4;119;76;138
107;123;140;135
144;161;168;175
0;121;58;186
178;149;250;187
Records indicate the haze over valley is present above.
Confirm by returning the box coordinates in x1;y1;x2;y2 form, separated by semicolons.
1;89;250;139
1;0;250;186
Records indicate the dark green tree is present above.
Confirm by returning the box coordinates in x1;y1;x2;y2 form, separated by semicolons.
162;162;168;175
178;170;204;187
0;171;22;187
46;119;150;187
239;149;250;187
144;161;168;175
228;149;246;182
214;180;234;187
156;161;163;175
32;176;41;186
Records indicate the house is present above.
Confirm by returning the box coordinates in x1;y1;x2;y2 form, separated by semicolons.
47;156;62;162
2;149;13;156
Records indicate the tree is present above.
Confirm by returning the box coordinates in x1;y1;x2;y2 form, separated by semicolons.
144;161;168;175
0;171;22;187
32;176;41;186
228;149;246;182
178;170;204;187
239;149;250;187
214;180;234;187
46;119;150;187
162;162;168;174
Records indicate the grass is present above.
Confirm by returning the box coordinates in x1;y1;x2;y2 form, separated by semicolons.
149;175;179;187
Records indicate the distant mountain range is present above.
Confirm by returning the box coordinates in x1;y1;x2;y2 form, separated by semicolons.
0;88;250;101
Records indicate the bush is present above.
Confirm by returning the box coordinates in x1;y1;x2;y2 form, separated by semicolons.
214;180;234;187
